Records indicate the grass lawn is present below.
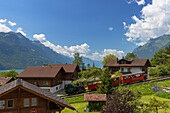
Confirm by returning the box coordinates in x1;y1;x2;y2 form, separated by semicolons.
140;95;170;113
61;102;99;113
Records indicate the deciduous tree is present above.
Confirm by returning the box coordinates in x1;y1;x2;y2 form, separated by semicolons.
125;53;138;59
72;53;83;69
102;54;117;65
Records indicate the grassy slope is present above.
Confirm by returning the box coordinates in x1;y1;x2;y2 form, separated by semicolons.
61;80;170;113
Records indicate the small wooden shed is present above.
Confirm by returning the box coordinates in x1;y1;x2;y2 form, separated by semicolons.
84;94;106;112
0;79;77;113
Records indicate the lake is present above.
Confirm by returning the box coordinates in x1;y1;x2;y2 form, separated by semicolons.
0;69;24;74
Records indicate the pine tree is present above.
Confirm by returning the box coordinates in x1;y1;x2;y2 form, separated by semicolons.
98;67;114;95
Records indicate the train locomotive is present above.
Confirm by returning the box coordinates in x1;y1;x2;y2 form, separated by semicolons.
64;82;85;95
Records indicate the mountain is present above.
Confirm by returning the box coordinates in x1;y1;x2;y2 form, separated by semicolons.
133;34;170;59
0;32;102;70
0;32;72;69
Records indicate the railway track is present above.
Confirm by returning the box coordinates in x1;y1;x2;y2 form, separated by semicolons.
61;76;170;99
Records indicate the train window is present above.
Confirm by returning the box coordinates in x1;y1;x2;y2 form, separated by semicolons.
135;74;140;77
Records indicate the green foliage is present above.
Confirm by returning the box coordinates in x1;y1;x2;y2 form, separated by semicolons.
165;45;170;54
125;52;138;59
127;83;155;96
150;49;167;66
148;67;158;77
97;68;114;95
0;70;18;79
148;97;169;113
72;53;83;70
157;65;169;76
89;67;102;80
63;95;84;104
114;70;122;76
157;80;170;87
90;102;103;110
102;54;117;65
102;89;140;113
155;91;170;99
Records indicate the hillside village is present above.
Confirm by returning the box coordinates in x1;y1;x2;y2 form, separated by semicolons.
0;44;169;113
0;0;170;113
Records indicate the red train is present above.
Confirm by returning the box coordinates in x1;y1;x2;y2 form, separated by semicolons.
87;72;147;90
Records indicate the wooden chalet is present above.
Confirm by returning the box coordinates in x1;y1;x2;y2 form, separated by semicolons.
47;64;80;84
0;77;14;86
0;79;76;113
104;58;151;74
84;94;106;112
17;64;80;93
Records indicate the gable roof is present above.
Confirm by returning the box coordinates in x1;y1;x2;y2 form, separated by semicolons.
84;94;106;101
48;64;80;73
0;77;13;85
17;66;64;78
104;59;150;67
0;79;76;111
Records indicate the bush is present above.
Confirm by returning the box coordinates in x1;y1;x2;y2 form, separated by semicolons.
101;89;140;113
155;91;170;99
148;67;158;77
157;65;169;76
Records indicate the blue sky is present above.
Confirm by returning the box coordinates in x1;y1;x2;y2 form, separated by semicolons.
0;0;169;61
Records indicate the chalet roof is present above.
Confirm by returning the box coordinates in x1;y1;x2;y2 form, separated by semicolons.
104;59;150;67
17;66;64;78
0;79;76;111
84;94;107;101
48;64;80;73
0;77;13;85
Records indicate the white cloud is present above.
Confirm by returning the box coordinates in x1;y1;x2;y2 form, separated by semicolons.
33;34;125;61
0;19;7;23
108;27;113;31
0;23;12;32
16;27;26;36
127;0;145;5
8;21;16;26
124;0;170;46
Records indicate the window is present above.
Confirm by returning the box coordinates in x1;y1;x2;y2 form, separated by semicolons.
34;81;37;85
56;86;58;90
7;100;14;108
45;81;48;85
0;100;5;109
31;98;37;106
24;98;30;107
121;68;124;72
43;81;46;85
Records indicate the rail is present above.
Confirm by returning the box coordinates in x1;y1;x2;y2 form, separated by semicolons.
60;76;170;99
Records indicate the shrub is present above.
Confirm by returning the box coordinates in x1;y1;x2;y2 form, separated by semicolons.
157;65;169;76
155;91;170;99
148;67;158;77
101;89;140;113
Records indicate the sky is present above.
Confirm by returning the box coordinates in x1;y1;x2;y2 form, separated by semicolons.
0;0;169;61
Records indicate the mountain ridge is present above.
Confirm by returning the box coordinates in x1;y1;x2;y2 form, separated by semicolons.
133;34;170;59
0;32;102;69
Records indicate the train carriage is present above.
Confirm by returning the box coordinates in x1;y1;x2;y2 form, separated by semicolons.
122;72;144;83
87;72;148;91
